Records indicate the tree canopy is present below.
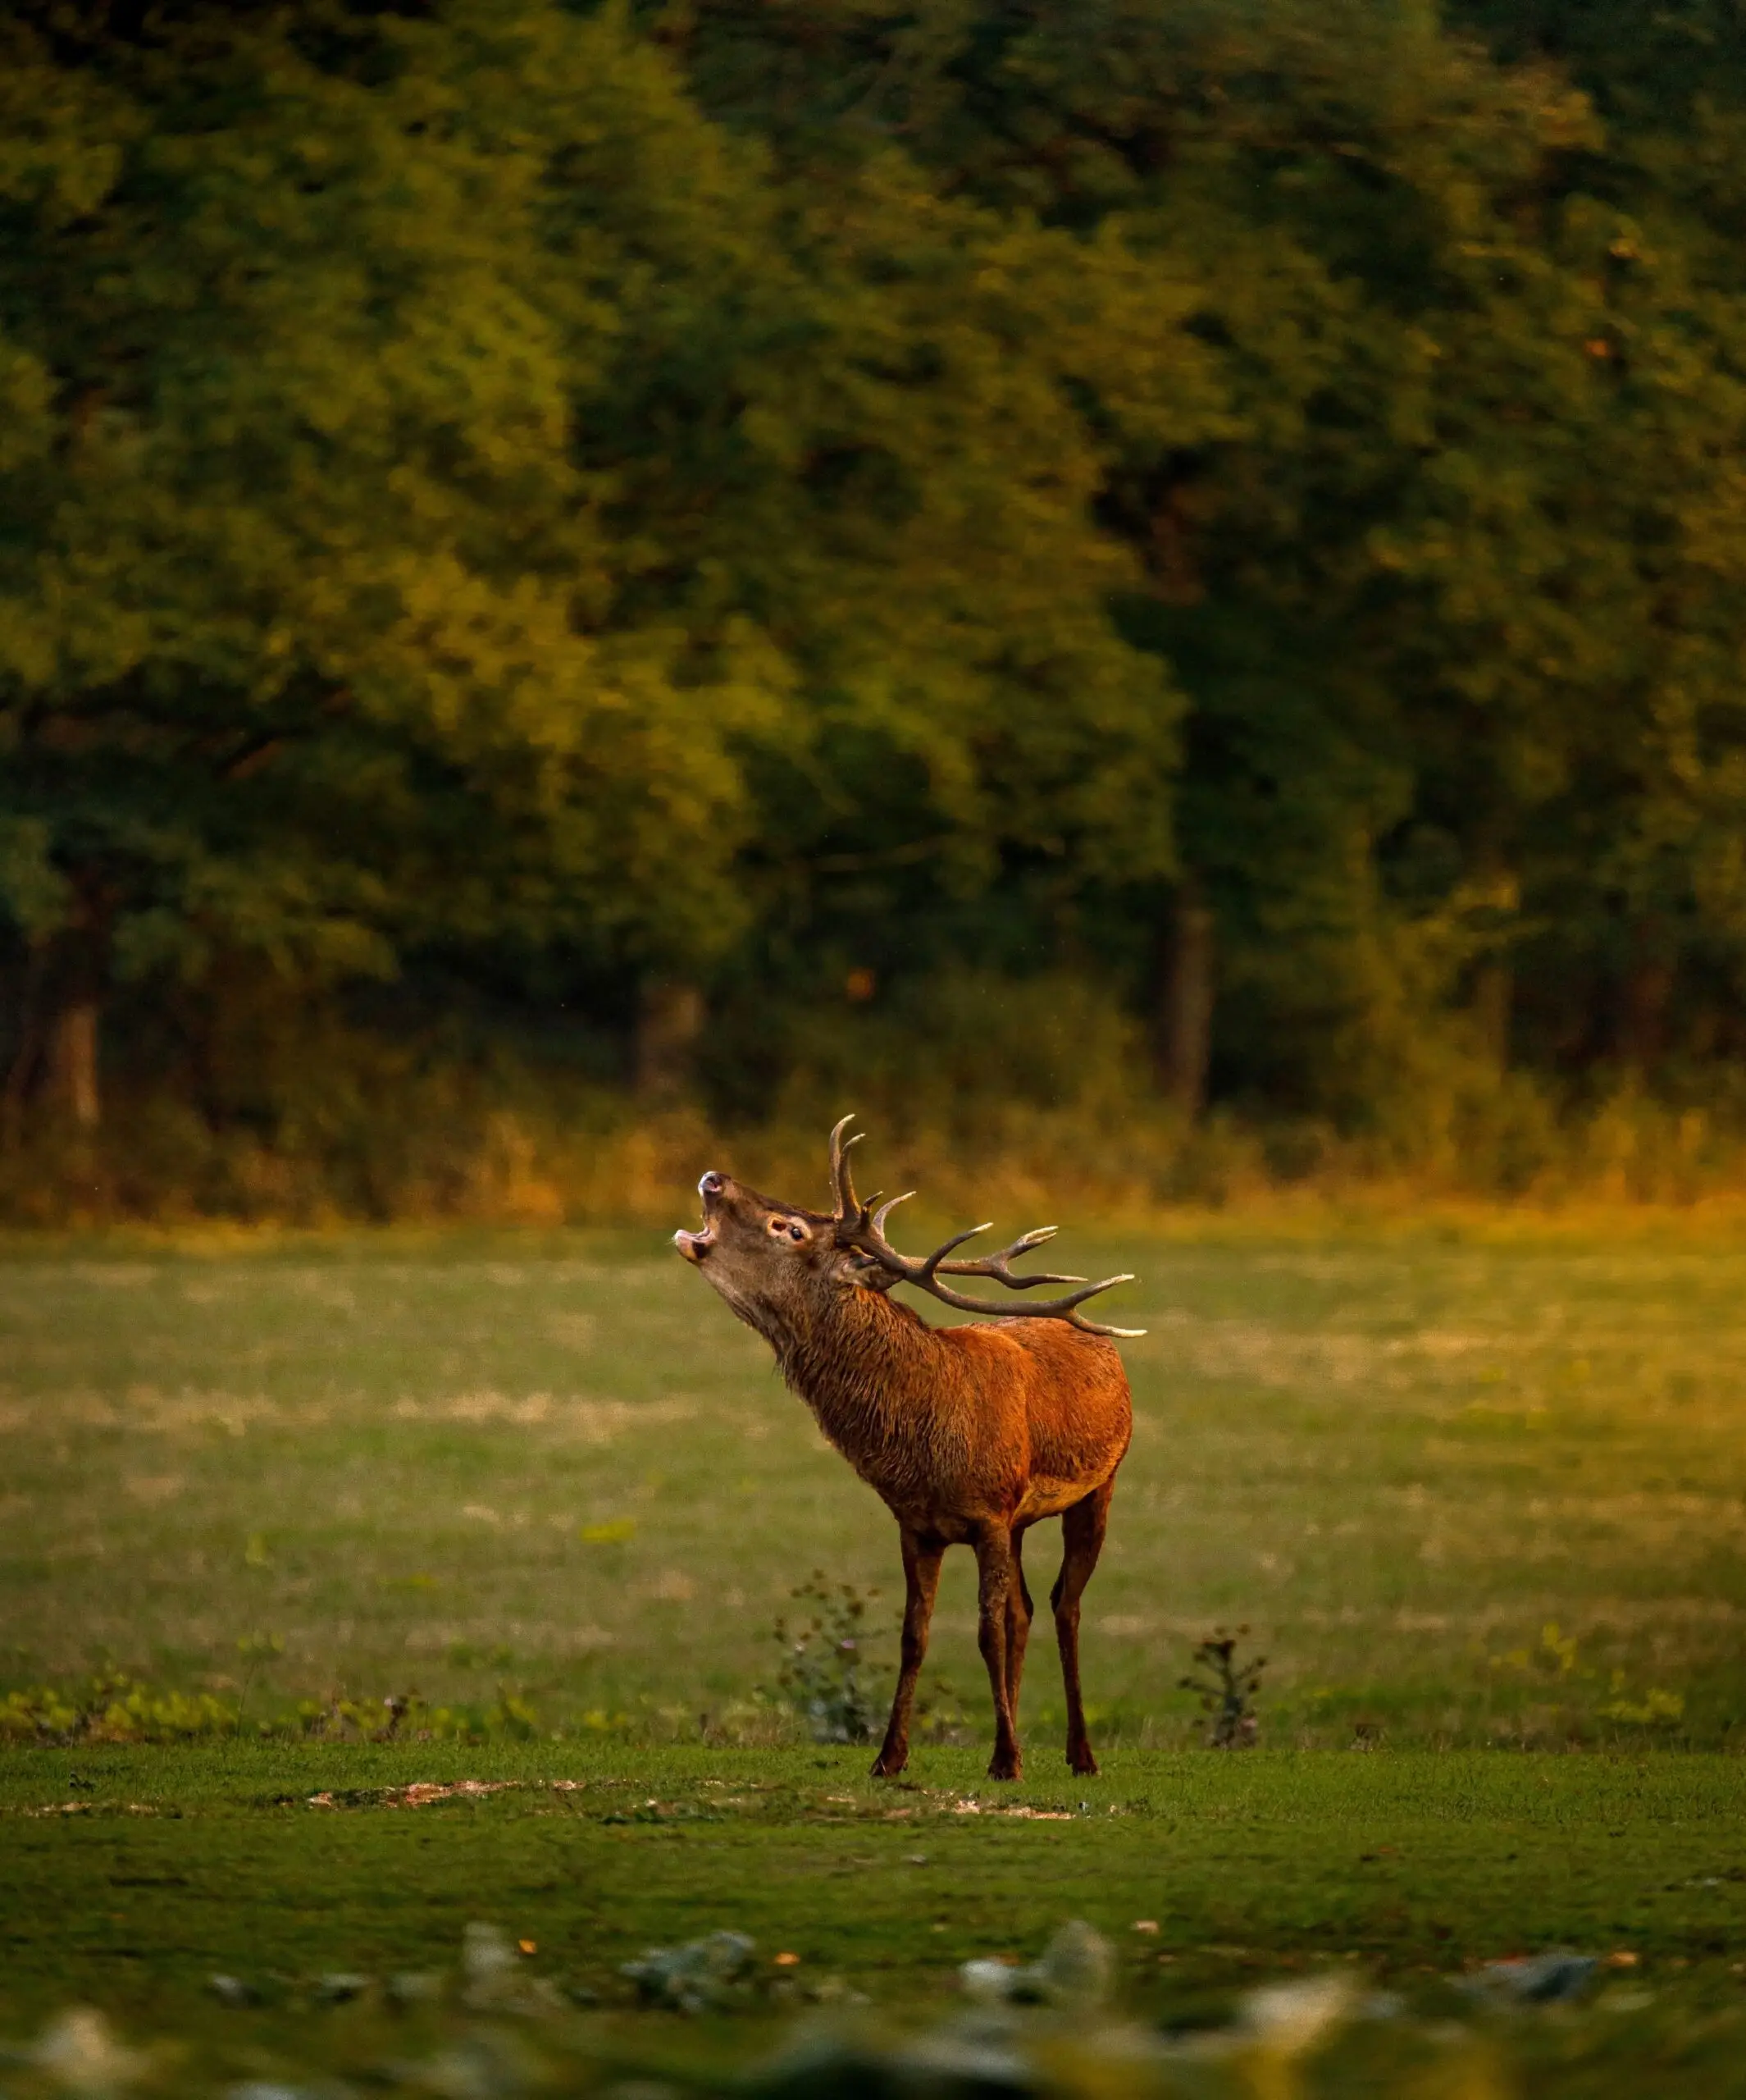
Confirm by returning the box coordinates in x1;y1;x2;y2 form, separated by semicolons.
4;0;1746;1202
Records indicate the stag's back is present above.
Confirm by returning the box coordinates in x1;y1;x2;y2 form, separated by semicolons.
941;1317;1132;1509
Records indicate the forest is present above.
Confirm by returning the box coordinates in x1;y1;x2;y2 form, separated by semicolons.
5;0;1746;1217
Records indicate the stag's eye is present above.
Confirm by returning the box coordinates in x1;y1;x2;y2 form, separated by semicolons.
789;1223;805;1242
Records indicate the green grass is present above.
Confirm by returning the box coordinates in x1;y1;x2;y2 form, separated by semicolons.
5;1226;1746;2088
2;1743;1744;2018
2;1228;1745;1746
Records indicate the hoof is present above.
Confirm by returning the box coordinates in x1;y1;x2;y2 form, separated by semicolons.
987;1757;1023;1783
871;1750;908;1779
1069;1748;1099;1777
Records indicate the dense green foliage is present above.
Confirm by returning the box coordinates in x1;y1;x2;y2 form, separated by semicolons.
5;0;1746;1210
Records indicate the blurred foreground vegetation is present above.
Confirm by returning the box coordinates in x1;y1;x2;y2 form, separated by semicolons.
2;1747;1746;2095
8;2;1746;1218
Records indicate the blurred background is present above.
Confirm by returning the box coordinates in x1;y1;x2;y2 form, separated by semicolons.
7;0;1746;1224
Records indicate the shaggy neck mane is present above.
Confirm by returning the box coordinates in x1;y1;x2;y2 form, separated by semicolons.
774;1284;945;1454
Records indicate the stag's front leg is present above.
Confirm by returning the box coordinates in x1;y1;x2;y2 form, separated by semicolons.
973;1524;1023;1781
872;1527;944;1778
1005;1523;1035;1727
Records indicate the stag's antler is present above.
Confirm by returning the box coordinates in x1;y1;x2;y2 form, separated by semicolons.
826;1114;1145;1338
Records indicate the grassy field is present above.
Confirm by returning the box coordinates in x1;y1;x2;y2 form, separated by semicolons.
5;1740;1746;1999
4;1221;1746;2089
3;1225;1746;1746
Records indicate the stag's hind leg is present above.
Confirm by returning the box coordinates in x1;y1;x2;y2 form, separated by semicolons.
1053;1479;1114;1776
872;1528;944;1778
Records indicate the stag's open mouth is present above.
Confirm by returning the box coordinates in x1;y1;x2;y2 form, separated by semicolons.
676;1170;729;1262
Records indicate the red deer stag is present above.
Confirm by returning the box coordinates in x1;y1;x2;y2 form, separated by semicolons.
673;1117;1142;1781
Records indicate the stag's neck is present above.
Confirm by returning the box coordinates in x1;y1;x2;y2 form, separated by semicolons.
774;1285;946;1461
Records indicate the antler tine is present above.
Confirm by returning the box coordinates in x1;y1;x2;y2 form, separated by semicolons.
938;1223;1058;1266
935;1225;1087;1290
827;1114;867;1222
916;1221;994;1285
871;1191;916;1235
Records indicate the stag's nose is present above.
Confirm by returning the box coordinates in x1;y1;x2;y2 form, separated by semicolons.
699;1171;727;1199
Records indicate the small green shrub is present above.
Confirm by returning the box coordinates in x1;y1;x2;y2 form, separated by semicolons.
0;1678;242;1745
771;1575;891;1745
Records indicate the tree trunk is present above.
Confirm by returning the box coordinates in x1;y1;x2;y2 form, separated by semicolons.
0;880;110;1143
636;979;704;1101
2;945;47;1150
1618;946;1675;1072
46;998;101;1130
1156;881;1215;1120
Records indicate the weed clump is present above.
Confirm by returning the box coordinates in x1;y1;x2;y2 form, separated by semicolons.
1181;1629;1265;1748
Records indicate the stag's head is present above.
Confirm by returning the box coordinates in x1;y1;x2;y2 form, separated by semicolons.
672;1165;850;1349
674;1118;1142;1342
